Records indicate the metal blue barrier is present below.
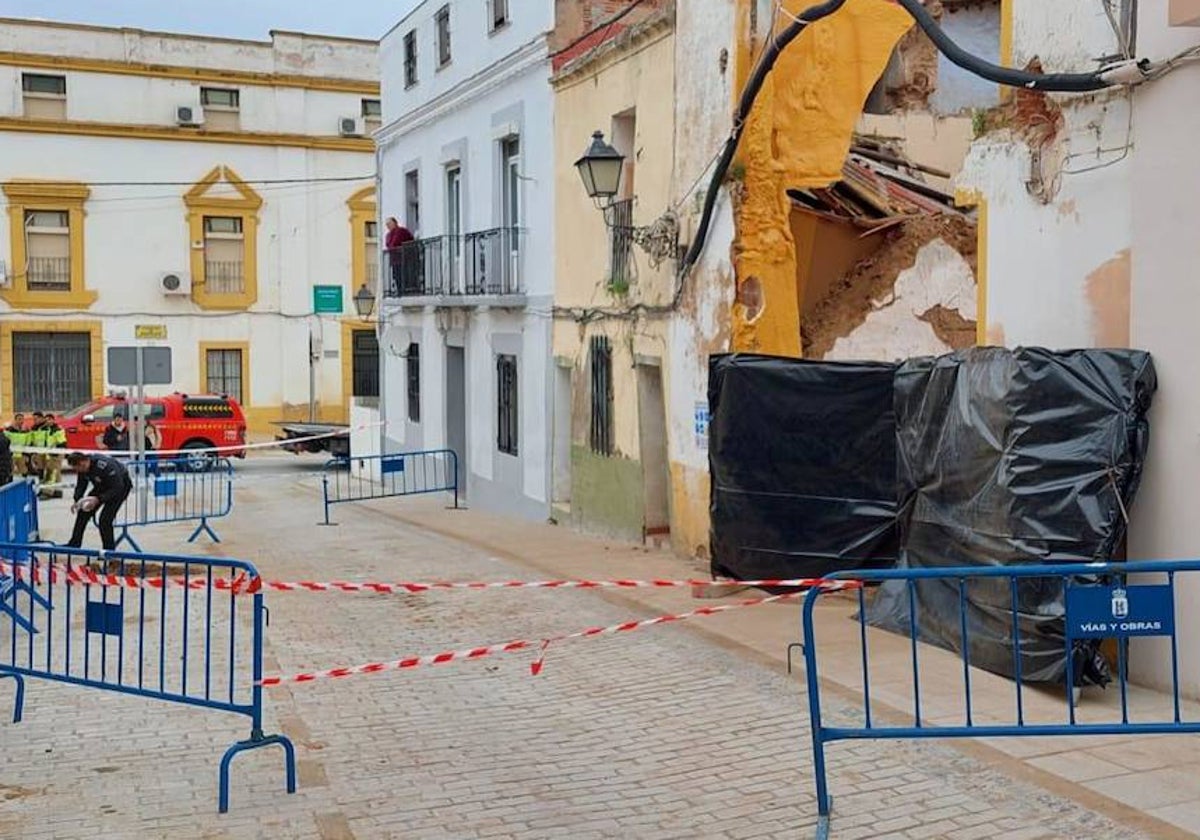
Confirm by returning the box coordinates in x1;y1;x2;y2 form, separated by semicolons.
0;480;48;640
321;449;459;525
0;543;295;813
113;458;235;551
803;561;1200;839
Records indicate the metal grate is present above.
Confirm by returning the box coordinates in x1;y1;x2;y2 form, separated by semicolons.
352;330;380;398
12;331;91;412
26;256;70;291
589;336;613;456
205;349;243;403
497;354;518;456
609;198;634;289
204;261;245;294
407;343;421;423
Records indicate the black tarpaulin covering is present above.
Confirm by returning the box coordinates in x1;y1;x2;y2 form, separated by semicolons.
865;347;1158;685
708;354;901;581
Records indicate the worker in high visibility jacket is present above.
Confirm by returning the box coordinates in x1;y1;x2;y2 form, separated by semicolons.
34;411;66;498
27;412;48;485
3;413;29;477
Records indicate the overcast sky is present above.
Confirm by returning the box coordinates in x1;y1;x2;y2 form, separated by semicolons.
0;0;414;41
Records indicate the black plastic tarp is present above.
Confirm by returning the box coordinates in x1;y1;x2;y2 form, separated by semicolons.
865;347;1157;685
708;354;900;581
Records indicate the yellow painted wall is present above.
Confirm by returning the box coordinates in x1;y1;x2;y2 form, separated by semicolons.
552;19;676;538
552;21;676;458
731;0;912;356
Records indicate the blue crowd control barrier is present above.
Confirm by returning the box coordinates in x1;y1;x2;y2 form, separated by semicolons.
0;480;48;646
0;543;295;813
113;458;234;551
321;449;458;525
802;561;1200;839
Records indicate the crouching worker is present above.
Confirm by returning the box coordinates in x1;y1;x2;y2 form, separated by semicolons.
65;451;132;551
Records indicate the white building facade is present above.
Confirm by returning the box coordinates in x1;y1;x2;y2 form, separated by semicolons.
376;0;554;520
0;19;380;432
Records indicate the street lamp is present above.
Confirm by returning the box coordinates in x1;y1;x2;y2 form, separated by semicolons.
353;283;375;320
574;130;625;203
575;130;680;269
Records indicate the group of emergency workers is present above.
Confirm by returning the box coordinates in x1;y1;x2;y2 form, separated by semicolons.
2;412;67;498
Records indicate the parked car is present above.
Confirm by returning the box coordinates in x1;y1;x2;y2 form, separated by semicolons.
57;392;248;470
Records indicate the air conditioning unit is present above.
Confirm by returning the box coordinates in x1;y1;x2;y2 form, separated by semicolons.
338;116;364;137
177;105;205;127
159;271;192;296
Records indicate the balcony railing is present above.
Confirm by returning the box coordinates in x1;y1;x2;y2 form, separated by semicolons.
384;227;523;299
26;256;70;291
204;260;245;294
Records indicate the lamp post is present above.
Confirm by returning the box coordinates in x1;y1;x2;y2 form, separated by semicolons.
353;283;376;321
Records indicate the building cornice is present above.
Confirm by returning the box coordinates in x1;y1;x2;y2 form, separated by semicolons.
0;51;379;95
0;117;374;153
376;37;549;144
552;10;675;89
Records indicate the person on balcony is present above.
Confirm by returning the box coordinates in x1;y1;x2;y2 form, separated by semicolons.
384;216;415;295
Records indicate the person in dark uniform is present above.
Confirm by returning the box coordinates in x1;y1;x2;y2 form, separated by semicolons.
65;452;132;550
0;429;11;487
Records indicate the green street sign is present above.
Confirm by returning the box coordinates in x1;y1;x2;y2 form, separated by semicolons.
313;285;344;314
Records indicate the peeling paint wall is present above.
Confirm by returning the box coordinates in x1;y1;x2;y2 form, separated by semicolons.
958;0;1135;349
826;238;977;361
731;0;913;357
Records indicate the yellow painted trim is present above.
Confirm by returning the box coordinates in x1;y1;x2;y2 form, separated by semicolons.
0;117;375;153
185;166;262;311
0;50;379;95
198;341;251;406
0;319;103;413
347;185;377;303
340;318;377;424
956;188;989;345
2;179;97;310
999;0;1015;102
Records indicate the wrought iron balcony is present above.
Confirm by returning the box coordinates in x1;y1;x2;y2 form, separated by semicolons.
383;227;524;301
204;260;245;294
26;256;71;291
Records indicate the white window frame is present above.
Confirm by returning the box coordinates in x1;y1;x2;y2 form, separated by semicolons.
200;87;240;112
21;72;66;100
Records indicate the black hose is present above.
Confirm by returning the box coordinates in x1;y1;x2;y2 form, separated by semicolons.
894;0;1109;93
678;0;1114;281
678;0;848;286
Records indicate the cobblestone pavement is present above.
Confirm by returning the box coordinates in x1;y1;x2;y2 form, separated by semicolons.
0;458;1158;839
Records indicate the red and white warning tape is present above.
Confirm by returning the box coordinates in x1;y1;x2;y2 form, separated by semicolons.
256;587;861;686
0;558;851;597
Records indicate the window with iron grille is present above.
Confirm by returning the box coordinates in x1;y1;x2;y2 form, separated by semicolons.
589;336;613;456
205;348;244;404
352;330;380;398
407;343;421;423
12;331;91;412
203;216;245;294
404;30;418;87
497;354;518;456
608;198;634;291
435;6;452;68
23;210;71;291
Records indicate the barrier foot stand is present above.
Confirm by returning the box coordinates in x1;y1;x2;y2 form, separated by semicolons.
814;798;832;840
188;519;221;544
218;730;297;814
0;672;25;723
114;528;142;553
